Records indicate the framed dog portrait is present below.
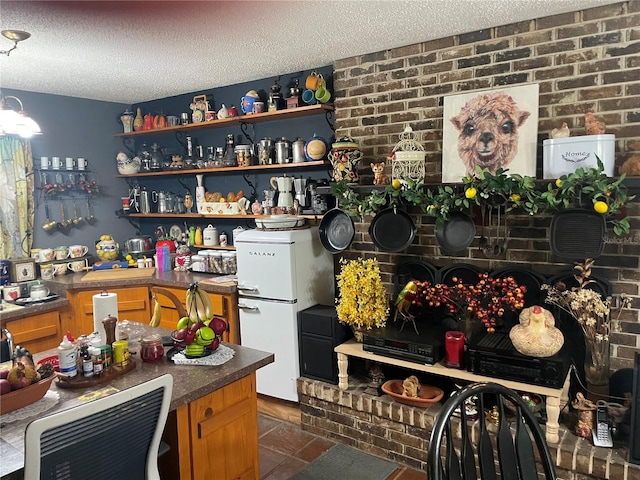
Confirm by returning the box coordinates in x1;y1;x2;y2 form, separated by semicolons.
442;84;539;183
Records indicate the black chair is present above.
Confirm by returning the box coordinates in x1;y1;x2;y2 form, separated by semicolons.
427;382;557;480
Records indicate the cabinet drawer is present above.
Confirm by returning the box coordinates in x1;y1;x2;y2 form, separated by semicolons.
5;310;61;354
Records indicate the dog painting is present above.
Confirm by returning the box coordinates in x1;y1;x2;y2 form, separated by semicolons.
442;84;539;182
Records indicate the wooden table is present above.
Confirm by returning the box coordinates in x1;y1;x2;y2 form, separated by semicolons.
0;340;273;479
335;339;570;443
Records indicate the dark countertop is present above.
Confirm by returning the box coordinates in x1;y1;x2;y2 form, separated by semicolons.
0;335;274;478
0;270;236;323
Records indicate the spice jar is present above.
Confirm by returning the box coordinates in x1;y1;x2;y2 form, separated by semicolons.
140;334;164;362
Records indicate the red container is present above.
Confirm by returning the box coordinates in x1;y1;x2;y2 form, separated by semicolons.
445;331;465;369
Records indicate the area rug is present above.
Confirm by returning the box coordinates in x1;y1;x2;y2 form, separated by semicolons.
290;443;397;480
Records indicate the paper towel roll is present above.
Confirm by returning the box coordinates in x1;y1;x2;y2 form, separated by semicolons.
93;291;118;344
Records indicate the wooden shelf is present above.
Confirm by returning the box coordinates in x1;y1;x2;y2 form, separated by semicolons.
190;244;236;251
115;160;329;178
122;213;324;221
114;104;334;138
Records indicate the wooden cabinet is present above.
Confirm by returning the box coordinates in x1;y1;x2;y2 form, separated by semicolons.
4;310;61;354
66;286;150;335
152;286;238;344
175;373;259;480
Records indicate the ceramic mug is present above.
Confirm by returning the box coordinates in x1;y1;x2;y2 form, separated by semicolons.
305;71;320;90
30;248;41;261
51;157;62;170
2;284;21;302
55;246;70;260
69;245;89;258
315;86;331;103
53;263;67;276
40;263;54;280
67;260;86;273
302;89;317;105
40;156;49;169
252;102;265;114
65;157;75;170
39;248;56;263
77;157;87;170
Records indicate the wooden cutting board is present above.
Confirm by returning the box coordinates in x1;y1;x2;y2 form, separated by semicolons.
81;267;156;282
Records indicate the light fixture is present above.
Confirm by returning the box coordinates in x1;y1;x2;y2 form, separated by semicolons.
0;29;31;56
0;95;42;138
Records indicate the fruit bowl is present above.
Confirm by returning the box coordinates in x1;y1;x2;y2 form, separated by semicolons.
0;373;56;415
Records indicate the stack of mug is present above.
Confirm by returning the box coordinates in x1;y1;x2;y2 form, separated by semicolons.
32;245;89;279
40;156;88;171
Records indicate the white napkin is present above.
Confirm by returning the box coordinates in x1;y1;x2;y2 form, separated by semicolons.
171;344;235;366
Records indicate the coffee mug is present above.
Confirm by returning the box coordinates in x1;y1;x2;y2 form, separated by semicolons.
180;113;190;125
315;86;331;103
30;248;41;261
40;263;54;280
40;156;49;169
302;89;317;105
67;260;86;273
30;284;50;299
69;245;89;258
51;157;62;170
252;102;265;114
2;284;21;302
53;263;67;276
65;157;75;170
305;71;320;90
39;248;56;263
55;246;70;260
77;157;87;170
167;115;179;127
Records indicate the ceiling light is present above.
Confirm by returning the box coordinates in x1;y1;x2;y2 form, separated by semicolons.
0;29;31;56
0;95;42;138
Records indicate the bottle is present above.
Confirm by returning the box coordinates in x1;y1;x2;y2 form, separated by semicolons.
81;344;93;378
58;335;78;378
195;173;205;213
91;347;104;377
195;226;203;246
184;135;195;168
133;107;144;131
222;134;237;167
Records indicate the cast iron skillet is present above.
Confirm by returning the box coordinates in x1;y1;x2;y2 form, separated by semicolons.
549;209;605;260
434;211;476;255
368;206;416;253
318;206;355;254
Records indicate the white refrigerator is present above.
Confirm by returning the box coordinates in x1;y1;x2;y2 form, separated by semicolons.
235;227;334;401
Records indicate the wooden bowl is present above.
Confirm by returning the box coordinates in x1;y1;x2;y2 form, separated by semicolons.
0;373;56;415
382;379;444;408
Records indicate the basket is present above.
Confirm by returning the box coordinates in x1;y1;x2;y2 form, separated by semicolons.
391;126;426;185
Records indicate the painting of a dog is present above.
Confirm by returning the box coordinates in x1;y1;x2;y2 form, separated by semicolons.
442;84;539;182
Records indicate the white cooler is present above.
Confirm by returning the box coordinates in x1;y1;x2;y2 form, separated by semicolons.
542;134;615;178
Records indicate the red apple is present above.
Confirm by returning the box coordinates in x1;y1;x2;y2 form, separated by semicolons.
185;331;196;345
206;337;220;351
210;316;227;336
0;368;10;380
0;379;10;395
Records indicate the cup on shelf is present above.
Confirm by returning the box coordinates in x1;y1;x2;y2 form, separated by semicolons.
53;263;67;276
77;157;87;170
315;86;331;103
40;263;54;280
40;156;49;169
302;89;316;105
65;157;75;170
69;245;89;258
38;248;55;263
67;260;86;273
54;246;70;260
51;157;62;170
167;116;179;127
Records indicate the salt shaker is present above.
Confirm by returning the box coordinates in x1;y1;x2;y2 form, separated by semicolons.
219;232;228;247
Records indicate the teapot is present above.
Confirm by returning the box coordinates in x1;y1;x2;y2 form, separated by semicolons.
217;104;229;119
269;175;294;208
96;234;120;262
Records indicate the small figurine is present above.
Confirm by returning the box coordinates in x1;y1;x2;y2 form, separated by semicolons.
585;110;606;135
371;162;389;185
402;375;420;397
509;305;564;358
572;392;597;438
620;154;640;176
251;200;264;215
550;122;571;139
368;363;385;386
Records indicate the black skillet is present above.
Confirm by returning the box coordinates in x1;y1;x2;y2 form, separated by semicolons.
318;205;355;254
368;206;416;253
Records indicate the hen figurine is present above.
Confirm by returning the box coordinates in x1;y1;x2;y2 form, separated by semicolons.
585;111;606;135
550;122;570;139
620;154;640;176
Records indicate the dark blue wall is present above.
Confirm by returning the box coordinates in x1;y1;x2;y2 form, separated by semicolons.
9;65;334;253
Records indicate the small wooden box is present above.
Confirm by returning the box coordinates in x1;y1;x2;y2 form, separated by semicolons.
9;258;37;282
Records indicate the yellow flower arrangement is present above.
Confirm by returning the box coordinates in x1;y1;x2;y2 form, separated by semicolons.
335;257;389;330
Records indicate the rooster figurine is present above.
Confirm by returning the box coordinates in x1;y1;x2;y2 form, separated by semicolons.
550;122;570;139
585;111;606;135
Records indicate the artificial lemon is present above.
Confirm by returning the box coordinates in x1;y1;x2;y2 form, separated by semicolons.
465;187;477;199
510;193;521;202
594;201;609;214
391;179;402;190
555;178;563;188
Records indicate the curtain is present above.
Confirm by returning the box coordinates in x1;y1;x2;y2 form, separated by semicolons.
0;136;34;259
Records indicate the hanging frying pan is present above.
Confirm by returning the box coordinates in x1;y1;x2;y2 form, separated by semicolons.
434;211;476;255
368;206;416;252
318;204;355;254
549;209;605;260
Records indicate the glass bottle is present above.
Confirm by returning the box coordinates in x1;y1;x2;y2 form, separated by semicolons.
184;135;195;169
223;134;237;167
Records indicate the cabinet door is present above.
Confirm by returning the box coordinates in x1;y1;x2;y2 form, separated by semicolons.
5;310;61;354
300;334;339;384
188;374;258;480
152;286;237;344
71;287;150;334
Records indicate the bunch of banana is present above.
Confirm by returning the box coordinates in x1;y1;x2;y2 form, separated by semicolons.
186;283;214;325
149;294;162;327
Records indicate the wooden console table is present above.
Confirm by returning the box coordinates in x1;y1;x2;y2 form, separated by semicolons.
335;339;570;444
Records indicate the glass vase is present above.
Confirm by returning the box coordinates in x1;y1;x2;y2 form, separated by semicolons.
584;336;610;386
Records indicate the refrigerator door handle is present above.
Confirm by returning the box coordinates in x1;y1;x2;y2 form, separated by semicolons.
238;303;259;311
237;284;258;293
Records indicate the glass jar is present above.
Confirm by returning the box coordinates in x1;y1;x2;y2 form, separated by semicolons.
140;334;164;362
221;251;237;274
222;134;237;167
210;251;223;274
191;254;206;272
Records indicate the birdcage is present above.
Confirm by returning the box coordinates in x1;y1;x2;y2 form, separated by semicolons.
391;126;426;185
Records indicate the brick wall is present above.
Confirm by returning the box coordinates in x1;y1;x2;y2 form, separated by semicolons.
330;1;640;370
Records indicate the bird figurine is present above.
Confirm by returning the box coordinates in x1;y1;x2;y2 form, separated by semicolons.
585;111;606;135
393;280;420;334
620;154;640;176
550;122;571;139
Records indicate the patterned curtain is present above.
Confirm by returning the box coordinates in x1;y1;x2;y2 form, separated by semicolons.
0;136;34;259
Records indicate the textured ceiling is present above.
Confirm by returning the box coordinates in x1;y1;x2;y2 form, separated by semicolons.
0;0;619;104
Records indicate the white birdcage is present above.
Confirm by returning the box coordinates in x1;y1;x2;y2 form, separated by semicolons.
391;126;426;185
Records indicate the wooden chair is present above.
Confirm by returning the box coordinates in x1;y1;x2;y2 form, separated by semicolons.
24;374;173;480
427;382;557;480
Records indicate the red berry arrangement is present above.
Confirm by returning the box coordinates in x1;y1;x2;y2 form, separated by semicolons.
42;178;100;196
410;273;526;333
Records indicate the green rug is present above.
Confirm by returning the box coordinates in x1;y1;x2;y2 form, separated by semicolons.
290;443;398;480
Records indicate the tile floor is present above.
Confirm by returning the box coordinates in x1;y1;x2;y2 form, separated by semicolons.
258;413;426;479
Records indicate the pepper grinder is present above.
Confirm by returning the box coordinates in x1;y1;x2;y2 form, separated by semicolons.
102;314;118;346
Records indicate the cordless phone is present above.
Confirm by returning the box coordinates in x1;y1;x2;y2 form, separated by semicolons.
592;400;613;448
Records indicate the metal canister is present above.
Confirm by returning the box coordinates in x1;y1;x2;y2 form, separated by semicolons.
100;344;112;371
292;138;306;163
112;340;129;366
275;137;291;164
